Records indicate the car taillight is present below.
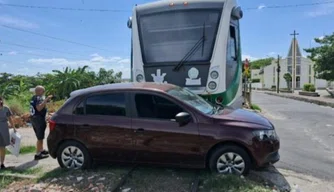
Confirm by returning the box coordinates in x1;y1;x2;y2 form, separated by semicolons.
49;120;56;131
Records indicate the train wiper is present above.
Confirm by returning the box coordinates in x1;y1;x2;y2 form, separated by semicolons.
173;22;206;72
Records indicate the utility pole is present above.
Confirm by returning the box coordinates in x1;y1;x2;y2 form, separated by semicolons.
290;30;299;91
276;55;281;93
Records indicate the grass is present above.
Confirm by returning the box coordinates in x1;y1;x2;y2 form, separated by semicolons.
0;167;42;189
1;166;273;191
199;174;272;192
37;168;69;182
0;167;42;176
0;176;18;189
6;145;36;155
251;104;262;112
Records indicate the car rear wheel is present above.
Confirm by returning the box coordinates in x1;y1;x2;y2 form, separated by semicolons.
209;145;251;175
57;140;92;170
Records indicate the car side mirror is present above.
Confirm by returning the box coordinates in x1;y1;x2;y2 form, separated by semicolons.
175;112;191;127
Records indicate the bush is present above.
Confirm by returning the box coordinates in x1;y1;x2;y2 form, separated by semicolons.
6;91;33;115
251;78;260;83
46;100;66;113
309;84;316;92
271;85;276;89
251;104;261;112
303;83;316;92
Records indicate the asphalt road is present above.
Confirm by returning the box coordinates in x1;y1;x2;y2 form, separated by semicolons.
252;91;334;180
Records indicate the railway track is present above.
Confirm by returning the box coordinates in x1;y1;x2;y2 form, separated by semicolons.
110;166;202;192
189;170;201;192
110;165;138;192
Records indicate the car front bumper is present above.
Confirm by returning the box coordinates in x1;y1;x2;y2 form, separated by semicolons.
251;138;280;167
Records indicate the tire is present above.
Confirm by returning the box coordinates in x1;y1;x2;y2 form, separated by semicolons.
209;145;251;176
56;140;92;170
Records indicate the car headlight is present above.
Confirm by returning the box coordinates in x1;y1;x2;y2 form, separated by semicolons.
208;81;217;90
210;71;219;79
136;74;144;82
253;130;277;140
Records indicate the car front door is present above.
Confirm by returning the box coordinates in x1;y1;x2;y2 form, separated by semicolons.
130;91;203;167
73;91;136;163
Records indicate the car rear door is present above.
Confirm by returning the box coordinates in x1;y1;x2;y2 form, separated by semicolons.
72;91;136;163
129;91;203;167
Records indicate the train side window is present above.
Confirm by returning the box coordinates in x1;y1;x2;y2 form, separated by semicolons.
229;25;237;60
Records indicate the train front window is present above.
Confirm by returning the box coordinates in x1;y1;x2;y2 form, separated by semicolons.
138;9;221;64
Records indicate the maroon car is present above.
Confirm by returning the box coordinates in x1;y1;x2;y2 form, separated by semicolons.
47;82;279;175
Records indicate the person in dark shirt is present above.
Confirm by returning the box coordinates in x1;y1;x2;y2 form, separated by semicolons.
30;85;52;160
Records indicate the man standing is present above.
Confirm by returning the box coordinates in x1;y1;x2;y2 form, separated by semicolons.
30;85;52;160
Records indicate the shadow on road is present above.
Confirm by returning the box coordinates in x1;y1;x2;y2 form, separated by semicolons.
250;165;291;191
14;160;39;171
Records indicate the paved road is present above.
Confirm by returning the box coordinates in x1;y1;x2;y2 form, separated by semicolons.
253;91;334;180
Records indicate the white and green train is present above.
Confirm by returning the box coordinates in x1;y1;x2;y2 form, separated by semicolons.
127;0;244;108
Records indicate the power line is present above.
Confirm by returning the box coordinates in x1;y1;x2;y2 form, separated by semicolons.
245;1;334;10
0;40;87;58
1;25;112;52
1;1;334;12
0;3;129;12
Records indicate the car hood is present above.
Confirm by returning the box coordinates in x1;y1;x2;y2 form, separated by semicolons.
213;108;273;128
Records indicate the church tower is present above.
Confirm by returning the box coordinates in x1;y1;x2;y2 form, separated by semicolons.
287;30;301;90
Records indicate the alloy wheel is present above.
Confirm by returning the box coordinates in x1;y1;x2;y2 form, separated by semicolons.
61;146;85;169
216;152;245;175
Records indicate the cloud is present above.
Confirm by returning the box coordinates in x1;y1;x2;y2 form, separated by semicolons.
268;52;277;56
27;54;131;78
257;5;266;10
1;63;7;68
306;3;334;17
318;36;325;40
8;51;17;55
242;54;259;61
0;15;39;29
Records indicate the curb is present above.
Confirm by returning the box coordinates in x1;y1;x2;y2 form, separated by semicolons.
264;92;334;108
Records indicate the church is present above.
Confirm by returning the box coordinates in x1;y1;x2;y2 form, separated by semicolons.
251;37;328;90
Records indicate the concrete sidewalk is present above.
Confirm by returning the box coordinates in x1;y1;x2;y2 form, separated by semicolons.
16;127;49;147
260;91;334;108
5;153;58;172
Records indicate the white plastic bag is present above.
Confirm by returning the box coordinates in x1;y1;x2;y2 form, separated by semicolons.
6;129;22;157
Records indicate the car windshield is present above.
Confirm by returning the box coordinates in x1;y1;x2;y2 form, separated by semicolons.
167;87;214;114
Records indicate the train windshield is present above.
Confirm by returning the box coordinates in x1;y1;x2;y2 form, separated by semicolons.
167;86;214;114
138;9;221;64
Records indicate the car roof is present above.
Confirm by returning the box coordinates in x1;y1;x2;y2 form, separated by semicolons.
70;82;178;97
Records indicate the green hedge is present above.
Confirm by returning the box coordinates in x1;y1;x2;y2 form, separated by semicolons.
251;78;261;83
303;83;316;92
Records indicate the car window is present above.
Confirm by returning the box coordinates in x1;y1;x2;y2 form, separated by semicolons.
85;93;126;116
74;100;85;115
135;93;184;120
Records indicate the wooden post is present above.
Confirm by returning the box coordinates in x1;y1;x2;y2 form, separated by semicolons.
276;55;281;93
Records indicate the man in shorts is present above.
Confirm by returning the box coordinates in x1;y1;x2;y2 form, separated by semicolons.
30;85;53;160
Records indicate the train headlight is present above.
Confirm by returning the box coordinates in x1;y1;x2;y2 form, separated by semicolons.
208;81;217;90
210;71;219;79
136;74;144;82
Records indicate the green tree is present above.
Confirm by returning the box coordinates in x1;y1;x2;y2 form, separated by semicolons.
283;73;292;90
249;57;274;69
304;33;334;81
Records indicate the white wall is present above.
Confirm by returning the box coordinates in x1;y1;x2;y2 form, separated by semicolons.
251;82;262;89
315;79;328;88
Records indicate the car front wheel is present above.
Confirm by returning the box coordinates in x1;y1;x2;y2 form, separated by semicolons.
209;145;251;175
57;140;92;170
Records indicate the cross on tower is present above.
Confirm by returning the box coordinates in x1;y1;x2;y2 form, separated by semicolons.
290;30;299;39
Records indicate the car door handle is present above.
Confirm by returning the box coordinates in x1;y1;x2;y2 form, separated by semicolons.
134;128;144;133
